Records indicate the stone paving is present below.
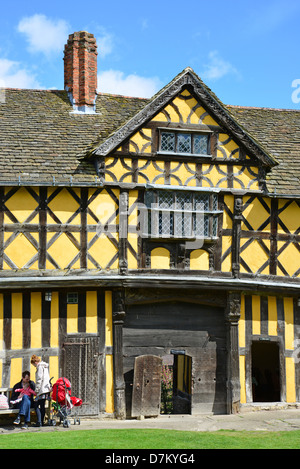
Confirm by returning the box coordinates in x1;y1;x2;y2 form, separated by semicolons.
1;405;300;434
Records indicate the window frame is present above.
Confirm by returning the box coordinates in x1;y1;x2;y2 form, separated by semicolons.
157;129;212;158
144;190;221;241
67;292;78;304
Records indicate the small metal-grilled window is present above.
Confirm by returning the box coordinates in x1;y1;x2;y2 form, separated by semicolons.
67;292;78;304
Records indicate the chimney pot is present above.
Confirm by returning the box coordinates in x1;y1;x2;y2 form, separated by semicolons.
64;31;98;113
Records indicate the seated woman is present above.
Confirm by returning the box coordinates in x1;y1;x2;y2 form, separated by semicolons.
11;370;36;429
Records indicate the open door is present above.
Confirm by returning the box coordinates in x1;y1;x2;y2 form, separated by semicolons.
131;355;162;418
172;352;192;414
251;341;280;402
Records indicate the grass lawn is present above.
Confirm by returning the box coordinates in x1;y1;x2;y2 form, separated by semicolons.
0;428;300;449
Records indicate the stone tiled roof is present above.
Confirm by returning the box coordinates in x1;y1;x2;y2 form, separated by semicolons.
0;87;299;196
0;89;148;185
227;105;300;195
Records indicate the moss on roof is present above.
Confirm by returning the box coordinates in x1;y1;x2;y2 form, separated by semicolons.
0;87;299;195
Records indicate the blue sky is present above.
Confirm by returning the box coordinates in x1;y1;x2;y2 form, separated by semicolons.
0;0;299;109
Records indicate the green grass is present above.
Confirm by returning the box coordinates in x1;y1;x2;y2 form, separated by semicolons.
0;428;300;449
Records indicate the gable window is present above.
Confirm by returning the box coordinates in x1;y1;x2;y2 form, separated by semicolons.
159;130;210;156
144;190;220;239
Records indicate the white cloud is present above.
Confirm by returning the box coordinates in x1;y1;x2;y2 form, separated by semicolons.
97;70;161;98
201;51;239;81
96;32;114;59
0;58;41;89
17;14;69;56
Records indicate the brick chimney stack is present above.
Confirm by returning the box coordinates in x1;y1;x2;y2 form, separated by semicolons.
64;31;98;113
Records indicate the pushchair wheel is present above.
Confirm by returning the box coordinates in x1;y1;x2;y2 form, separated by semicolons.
49;418;56;426
74;418;80;425
63;419;70;428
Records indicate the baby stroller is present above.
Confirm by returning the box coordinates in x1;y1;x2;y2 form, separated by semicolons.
49;377;82;428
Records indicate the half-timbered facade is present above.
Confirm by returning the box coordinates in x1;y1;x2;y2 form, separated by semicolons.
0;31;299;417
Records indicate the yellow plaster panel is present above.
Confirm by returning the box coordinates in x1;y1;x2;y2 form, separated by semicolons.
86;291;98;334
241;197;270;232
48;188;80;225
151;90;218;126
252;296;261;335
234;167;259;190
137;160;165;185
67;303;78;334
92;189;118;226
202;164;228;188
106;354;114;413
4;233;37;269
190;250;209;270
105;158;129;183
170;162;196;187
105;291;113;347
4;187;38;224
284;297;294;350
278;201;300;234
286;357;296;403
47;233;80;269
277;242;300;277
239;355;246;404
239;295;245;348
151;247;170;269
49;356;59;384
240;239;270;275
221;236;232;272
87;233;118;270
50;292;59;348
223;195;234;230
128;190;139;226
127;233;138;269
31;292;42;349
217;134;239;159
11;293;22;350
129;129;152;154
268;296;278;336
10;358;22;388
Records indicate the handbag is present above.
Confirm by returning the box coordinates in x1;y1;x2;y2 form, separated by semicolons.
0;393;9;410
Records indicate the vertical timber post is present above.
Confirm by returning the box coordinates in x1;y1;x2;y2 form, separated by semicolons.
225;292;241;414
112;289;126;419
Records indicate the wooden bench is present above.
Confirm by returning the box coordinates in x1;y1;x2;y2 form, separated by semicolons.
0;388;50;422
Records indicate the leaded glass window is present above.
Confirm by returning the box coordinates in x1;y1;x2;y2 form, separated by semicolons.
145;190;220;239
159;131;210;156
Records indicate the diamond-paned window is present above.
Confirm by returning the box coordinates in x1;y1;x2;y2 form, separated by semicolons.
161;132;175;152
194;134;208;155
159;131;210;156
145;190;219;239
178;133;192;153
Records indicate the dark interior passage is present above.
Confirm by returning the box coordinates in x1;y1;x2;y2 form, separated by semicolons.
251;341;280;402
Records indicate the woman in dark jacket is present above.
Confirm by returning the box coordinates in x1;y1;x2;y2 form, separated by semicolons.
11;370;36;429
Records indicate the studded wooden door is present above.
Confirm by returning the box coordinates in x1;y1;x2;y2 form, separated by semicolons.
62;335;101;416
131;355;162;418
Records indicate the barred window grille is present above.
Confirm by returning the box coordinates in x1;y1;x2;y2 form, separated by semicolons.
160;131;209;155
146;191;220;239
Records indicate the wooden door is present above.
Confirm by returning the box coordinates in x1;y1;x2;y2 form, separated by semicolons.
131;355;162;418
62;335;101;416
